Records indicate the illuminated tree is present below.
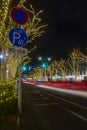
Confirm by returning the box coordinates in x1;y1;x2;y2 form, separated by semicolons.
47;48;87;81
29;68;44;80
67;48;87;80
48;59;67;81
0;0;10;26
0;0;47;81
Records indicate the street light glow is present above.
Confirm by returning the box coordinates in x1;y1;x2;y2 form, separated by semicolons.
38;56;52;81
38;57;42;60
0;54;3;59
48;57;51;61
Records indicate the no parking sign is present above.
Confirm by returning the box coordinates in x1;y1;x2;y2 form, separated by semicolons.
10;6;28;25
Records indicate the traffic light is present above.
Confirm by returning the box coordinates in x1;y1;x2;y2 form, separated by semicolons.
41;63;47;68
22;65;28;73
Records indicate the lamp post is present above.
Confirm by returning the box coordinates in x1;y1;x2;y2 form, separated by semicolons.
38;56;51;81
47;58;53;81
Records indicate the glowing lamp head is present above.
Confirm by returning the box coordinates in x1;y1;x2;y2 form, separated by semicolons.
0;54;4;59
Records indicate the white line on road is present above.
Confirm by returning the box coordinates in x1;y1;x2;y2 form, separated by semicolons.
27;91;40;93
53;103;87;122
37;89;87;122
31;97;48;101
36;85;87;110
33;103;58;106
56;103;87;122
49;92;87;110
33;100;87;122
65;109;87;122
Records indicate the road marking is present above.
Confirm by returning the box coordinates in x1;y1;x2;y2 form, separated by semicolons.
52;93;87;110
28;92;48;99
38;89;87;122
33;103;58;106
66;109;87;122
31;97;48;101
33;100;87;122
39;94;48;99
40;93;44;96
54;103;87;122
27;91;40;93
40;89;87;110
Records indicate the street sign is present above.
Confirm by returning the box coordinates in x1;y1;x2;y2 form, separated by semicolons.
8;46;28;55
9;6;29;115
10;6;28;25
9;28;28;47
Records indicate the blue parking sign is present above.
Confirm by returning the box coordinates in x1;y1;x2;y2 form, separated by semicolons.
9;28;28;47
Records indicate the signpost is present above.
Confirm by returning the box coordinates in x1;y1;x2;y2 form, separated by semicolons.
8;6;29;122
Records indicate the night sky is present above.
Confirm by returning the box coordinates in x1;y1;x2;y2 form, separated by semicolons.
11;0;87;60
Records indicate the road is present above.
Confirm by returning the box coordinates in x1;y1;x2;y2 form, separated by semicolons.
21;84;87;130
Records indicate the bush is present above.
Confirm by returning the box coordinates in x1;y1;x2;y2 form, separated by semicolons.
0;82;18;115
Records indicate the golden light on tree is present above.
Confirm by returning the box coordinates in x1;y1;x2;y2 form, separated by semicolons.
46;48;87;81
0;0;10;26
67;48;87;81
47;60;67;81
29;68;44;80
0;0;47;82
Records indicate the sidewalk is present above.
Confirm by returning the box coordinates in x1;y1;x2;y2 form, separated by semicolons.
19;86;40;130
18;85;57;130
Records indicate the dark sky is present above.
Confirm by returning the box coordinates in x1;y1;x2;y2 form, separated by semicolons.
11;0;87;60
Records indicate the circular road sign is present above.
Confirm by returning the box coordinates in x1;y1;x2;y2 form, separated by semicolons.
9;28;28;47
10;6;28;25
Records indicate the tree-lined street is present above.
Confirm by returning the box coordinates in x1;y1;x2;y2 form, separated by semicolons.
0;0;87;129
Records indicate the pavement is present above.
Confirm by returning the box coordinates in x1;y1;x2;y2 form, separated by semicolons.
19;85;39;130
19;84;56;130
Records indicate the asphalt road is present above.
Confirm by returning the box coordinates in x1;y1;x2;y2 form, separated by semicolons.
21;84;87;130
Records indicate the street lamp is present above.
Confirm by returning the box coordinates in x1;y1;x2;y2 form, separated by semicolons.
38;57;42;61
48;57;51;61
38;56;51;81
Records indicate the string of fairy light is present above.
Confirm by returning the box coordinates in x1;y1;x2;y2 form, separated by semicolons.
0;0;10;26
0;0;18;104
0;90;17;103
0;84;17;104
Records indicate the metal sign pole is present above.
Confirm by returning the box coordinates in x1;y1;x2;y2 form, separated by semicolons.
9;6;29;126
18;54;22;114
